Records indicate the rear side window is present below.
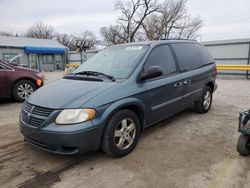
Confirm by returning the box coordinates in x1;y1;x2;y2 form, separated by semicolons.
196;44;214;65
144;45;177;76
171;43;202;71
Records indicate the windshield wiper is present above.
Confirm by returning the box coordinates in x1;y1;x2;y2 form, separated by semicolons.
74;71;116;81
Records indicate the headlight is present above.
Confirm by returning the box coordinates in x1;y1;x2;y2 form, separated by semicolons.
55;109;96;125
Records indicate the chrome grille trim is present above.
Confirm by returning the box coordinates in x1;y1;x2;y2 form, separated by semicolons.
21;102;54;127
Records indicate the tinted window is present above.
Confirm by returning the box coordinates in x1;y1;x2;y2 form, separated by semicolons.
0;64;7;70
196;44;214;65
171;43;202;71
144;45;176;75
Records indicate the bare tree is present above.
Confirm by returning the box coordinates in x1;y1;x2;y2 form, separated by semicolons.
25;22;55;39
100;25;127;45
0;31;15;36
100;0;158;45
116;0;158;42
100;0;202;45
25;22;98;49
174;16;202;39
55;33;73;49
141;13;164;40
142;0;202;40
56;31;98;50
74;30;99;49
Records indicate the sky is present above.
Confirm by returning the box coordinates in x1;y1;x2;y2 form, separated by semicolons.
0;0;250;42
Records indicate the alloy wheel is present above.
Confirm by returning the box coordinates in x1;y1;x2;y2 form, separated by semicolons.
114;118;136;150
203;90;211;110
17;83;34;99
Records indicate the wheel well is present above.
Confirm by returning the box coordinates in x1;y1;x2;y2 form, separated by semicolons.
119;105;145;133
206;81;214;92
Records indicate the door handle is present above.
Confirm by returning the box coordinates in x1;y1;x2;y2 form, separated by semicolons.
174;82;183;87
183;80;191;85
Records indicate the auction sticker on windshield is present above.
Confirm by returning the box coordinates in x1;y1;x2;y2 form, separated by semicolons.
125;46;143;50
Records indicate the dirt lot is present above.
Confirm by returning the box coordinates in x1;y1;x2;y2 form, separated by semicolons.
0;73;250;188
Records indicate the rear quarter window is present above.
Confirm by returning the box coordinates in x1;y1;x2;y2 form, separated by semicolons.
196;44;214;65
171;43;202;71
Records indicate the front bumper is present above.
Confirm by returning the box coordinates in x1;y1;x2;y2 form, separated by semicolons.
20;120;104;155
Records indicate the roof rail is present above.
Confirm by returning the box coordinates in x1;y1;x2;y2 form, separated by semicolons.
160;38;197;42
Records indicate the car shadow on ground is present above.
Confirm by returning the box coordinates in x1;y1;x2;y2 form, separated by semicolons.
142;108;194;137
0;98;19;105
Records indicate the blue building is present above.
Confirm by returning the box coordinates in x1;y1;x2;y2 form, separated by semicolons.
0;36;67;71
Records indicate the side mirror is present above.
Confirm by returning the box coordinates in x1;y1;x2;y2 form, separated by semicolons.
140;66;163;80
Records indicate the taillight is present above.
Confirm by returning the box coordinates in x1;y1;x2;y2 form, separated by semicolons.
213;67;217;76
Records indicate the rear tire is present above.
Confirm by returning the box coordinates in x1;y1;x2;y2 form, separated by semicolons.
237;134;250;156
101;109;141;158
12;80;36;102
195;86;213;114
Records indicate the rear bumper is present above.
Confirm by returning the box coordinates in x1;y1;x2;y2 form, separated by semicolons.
20;120;104;155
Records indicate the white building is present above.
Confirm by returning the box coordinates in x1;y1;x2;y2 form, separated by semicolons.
202;38;250;78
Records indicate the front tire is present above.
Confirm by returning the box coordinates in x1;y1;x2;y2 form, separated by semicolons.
101;110;141;158
237;134;250;156
195;86;213;114
12;80;36;102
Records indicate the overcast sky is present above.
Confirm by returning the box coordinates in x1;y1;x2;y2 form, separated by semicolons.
0;0;250;41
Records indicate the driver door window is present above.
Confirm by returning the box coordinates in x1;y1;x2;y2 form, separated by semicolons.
144;45;177;77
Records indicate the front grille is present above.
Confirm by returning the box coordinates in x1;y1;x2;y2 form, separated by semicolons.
239;110;250;130
23;102;32;112
21;102;54;127
32;106;54;116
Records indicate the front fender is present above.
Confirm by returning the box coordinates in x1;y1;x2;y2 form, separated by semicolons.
92;97;147;130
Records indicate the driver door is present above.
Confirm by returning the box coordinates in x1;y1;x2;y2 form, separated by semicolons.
143;45;184;126
0;63;8;97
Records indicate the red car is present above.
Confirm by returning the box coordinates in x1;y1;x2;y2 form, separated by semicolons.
0;60;44;102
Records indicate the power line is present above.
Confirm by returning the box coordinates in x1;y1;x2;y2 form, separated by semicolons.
205;16;250;27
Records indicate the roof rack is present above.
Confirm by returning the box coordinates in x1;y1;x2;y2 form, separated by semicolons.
160;38;197;42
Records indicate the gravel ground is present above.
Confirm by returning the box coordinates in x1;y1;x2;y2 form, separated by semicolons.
0;73;250;188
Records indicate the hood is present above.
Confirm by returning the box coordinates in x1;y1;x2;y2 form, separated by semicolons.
14;64;38;73
27;78;117;109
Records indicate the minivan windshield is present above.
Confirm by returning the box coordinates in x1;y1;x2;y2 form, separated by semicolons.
73;45;149;79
